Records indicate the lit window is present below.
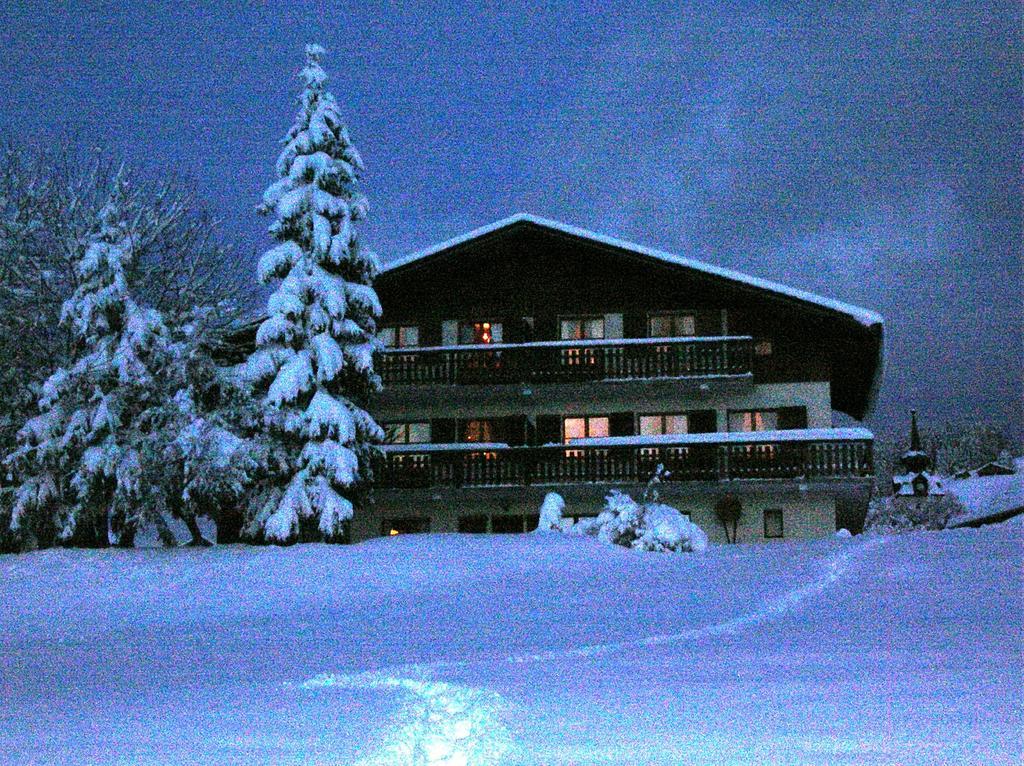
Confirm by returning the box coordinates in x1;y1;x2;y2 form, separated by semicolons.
648;313;696;338
459;321;502;344
639;413;689;436
728;410;779;432
385;422;432;444
563;416;610;442
755;339;773;356
560;317;605;340
764;509;784;538
379;325;419;348
462;420;495;442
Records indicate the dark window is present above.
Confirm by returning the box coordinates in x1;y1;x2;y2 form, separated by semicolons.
458;514;489;533
492;514;526;534
777;407;808;430
754;339;773;356
648;312;696;338
382;517;431;536
688;409;718;434
763;509;784;538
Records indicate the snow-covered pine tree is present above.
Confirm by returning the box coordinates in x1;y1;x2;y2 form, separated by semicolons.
244;43;384;544
6;175;174;548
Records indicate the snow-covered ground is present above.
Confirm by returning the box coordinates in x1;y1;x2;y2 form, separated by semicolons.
1;522;1021;765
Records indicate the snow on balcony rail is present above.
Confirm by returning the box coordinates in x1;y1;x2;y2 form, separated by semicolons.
377;335;753;354
374;429;875;488
381;442;510;453
376;335;753;386
550;427;875;448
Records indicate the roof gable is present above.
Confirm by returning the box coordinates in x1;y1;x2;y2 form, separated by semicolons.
383;213;883;329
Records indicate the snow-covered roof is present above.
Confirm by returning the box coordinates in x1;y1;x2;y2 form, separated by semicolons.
892;471;946;496
946;457;1024;526
383;213;883;329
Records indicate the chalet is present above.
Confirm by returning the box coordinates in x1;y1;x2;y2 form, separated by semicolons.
362;214;882;544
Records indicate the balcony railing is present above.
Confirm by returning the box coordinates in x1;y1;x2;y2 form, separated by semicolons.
374;429;873;489
376;335;753;386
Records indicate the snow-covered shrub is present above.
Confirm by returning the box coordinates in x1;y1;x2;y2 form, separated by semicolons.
536;492;565;532
633;503;709;553
573;489;707;553
865;494;965;533
594;489;645;547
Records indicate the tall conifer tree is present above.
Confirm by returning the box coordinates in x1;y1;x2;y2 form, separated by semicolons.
244;44;383;544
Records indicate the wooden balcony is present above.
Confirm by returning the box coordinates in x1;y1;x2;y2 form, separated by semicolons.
376;336;753;387
374;429;873;490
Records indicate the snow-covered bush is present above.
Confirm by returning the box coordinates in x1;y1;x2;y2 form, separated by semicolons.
633;503;709;553
865;494;965;534
572;489;707;553
242;44;384;545
536;492;565;532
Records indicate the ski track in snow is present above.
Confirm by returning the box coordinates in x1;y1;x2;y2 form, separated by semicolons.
298;537;886;764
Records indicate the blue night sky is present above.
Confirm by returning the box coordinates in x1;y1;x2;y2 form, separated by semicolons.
1;1;1020;438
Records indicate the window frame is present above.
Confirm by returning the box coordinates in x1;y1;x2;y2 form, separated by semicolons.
763;508;784;539
379;324;420;349
558;314;606;341
458;320;503;345
727;409;781;433
562;415;611;443
637;412;690;437
646;311;697;338
460;418;498;443
384;421;432;445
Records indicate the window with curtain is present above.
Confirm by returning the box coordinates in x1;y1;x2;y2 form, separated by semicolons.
562;416;610;442
648;312;696;337
559;317;605;340
638;413;689;436
459;321;502;344
728;410;779;432
385;422;431;444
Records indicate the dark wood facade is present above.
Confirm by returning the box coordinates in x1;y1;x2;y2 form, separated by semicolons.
375;218;881;419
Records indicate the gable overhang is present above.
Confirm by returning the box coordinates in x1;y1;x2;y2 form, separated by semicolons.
379;214;884;421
